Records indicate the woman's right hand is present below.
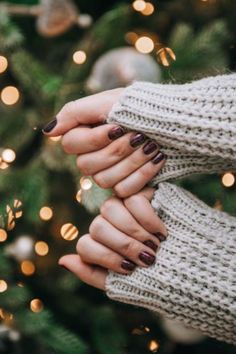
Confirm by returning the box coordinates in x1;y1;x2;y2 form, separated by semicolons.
42;89;166;197
59;188;168;290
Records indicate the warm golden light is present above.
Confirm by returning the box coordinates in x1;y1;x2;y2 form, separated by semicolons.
0;161;9;170
156;47;176;66
2;148;16;163
1;86;20;105
30;298;44;313
80;177;93;190
39;206;53;221
35;241;49;256
0;280;8;293
21;260;36;276
0;56;8;74
60;223;79;241
125;32;139;45
222;172;235;187
14;199;23;218
0;229;7;242
141;2;155;15
148;339;159;352
73;50;87;64
49;136;62;142
135;36;154;54
76;189;82;203
132;0;146;11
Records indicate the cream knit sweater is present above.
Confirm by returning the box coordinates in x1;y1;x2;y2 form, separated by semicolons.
106;74;236;345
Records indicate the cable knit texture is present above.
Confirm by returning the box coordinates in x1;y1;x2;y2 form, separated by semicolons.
107;74;236;182
106;183;236;345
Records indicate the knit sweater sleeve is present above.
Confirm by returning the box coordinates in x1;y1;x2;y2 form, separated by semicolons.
105;182;236;345
107;74;236;182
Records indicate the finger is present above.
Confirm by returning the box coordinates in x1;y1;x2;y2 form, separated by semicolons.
100;196;160;248
124;189;168;237
76;234;137;274
114;152;166;198
58;254;107;290
42;88;123;136
61;124;126;154
93;140;159;188
76;132;147;176
89;216;156;267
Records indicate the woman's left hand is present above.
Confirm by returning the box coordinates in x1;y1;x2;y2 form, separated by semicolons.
58;188;167;290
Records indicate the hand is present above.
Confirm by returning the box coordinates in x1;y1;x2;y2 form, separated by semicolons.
58;188;167;290
43;89;166;197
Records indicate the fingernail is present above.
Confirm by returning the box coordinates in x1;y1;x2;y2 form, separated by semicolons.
59;264;69;271
153;232;167;242
152;151;166;164
143;240;158;252
42;117;57;133
108;126;126;140
121;259;136;271
139;251;156;266
130;133;146;148
143;140;159;155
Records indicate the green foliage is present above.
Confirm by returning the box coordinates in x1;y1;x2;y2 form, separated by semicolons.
0;5;24;50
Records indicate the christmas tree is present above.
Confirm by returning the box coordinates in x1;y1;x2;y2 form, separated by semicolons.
0;0;235;353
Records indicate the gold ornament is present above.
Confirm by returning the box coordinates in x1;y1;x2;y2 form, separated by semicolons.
156;46;176;67
6;199;23;230
60;223;79;241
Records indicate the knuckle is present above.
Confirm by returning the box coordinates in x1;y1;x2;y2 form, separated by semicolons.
76;156;90;175
61;134;73;154
61;101;77;115
100;197;116;215
93;173;111;189
76;234;90;254
124;194;141;207
139;167;152;180
121;239;139;258
113;184;129;198
89;215;104;236
111;143;127;158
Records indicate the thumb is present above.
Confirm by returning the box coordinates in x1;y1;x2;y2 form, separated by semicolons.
58;254;107;290
42;88;123;137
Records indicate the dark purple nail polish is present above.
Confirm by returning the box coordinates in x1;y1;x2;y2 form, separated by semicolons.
108;126;126;140
139;251;156;266
143;240;158;252
130;133;146;148
153;232;167;242
143;140;159;155
121;259;136;271
151;151;166;164
42;118;57;133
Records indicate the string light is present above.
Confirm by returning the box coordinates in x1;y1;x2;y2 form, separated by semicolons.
80;177;93;190
35;241;49;256
222;172;235;187
49;136;61;142
1;86;20;105
0;56;8;74
39;206;53;221
73;50;87;65
0;308;13;321
125;32;139;45
0;161;9;170
135;36;154;54
156;46;176;66
76;189;82;203
148;339;159;352
13;199;23;219
0;229;7;242
2;148;16;163
132;0;146;11
141;2;155;15
0;280;8;293
30;299;44;313
60;223;79;241
20;260;36;276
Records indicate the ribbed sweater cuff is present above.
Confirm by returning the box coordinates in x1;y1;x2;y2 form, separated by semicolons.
105;183;236;345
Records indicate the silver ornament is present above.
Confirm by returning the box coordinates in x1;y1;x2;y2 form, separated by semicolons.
86;47;161;92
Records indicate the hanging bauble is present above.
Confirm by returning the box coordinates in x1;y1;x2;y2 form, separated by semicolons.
5;235;34;261
3;0;93;37
86;47;162;93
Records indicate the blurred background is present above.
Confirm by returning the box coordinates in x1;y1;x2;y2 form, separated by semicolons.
0;0;235;353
